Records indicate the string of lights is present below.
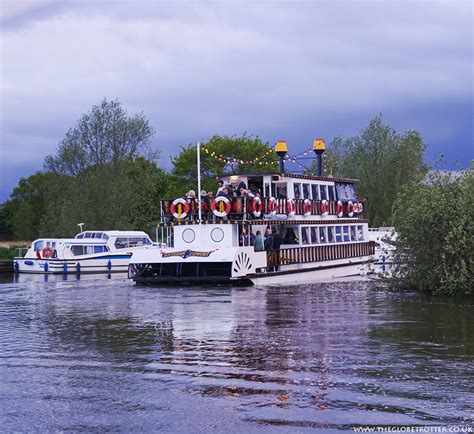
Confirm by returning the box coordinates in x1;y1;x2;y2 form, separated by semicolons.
201;146;276;166
200;144;333;173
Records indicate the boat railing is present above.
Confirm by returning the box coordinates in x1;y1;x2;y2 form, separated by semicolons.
266;241;375;268
160;197;364;221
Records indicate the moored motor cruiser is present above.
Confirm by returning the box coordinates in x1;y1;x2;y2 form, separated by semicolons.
14;230;156;274
129;139;375;285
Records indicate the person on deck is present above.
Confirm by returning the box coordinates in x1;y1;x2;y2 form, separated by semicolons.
216;187;228;198
216;180;224;196
240;228;251;246
254;231;264;251
264;228;274;251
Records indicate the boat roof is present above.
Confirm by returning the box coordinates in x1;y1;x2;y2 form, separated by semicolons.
221;172;359;184
78;230;150;236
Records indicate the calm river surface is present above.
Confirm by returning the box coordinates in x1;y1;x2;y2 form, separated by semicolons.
0;274;472;432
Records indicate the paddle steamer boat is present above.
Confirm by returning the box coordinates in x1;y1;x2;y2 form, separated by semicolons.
128;139;375;285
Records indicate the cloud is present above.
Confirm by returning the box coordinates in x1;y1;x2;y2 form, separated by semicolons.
0;0;472;199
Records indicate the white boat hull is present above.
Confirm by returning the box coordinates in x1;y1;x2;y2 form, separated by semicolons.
14;255;132;274
248;258;373;286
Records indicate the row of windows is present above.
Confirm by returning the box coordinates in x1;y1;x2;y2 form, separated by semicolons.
301;225;365;245
76;232;110;240
114;237;152;249
71;245;110;256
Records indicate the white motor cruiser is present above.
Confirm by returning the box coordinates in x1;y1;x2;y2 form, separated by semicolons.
14;230;155;274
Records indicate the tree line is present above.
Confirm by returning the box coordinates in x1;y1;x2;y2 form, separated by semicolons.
0;99;471;295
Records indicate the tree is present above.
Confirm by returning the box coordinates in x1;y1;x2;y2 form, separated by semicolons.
169;134;278;197
3;172;56;240
0;203;14;240
323;115;427;226
44;98;156;176
37;99;161;236
391;166;473;296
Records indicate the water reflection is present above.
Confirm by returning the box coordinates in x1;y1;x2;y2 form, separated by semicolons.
0;274;472;431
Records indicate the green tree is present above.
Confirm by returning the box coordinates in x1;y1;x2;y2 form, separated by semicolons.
0;203;14;240
3;172;56;240
169;134;278;197
39;99;161;236
391;166;473;296
320;115;427;226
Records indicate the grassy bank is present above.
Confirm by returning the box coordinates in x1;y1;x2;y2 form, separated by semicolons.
0;244;29;260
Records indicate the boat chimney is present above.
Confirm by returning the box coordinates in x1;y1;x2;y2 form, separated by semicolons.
275;140;288;174
313;138;326;176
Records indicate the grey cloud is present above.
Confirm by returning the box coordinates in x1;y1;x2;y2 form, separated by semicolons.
0;0;472;200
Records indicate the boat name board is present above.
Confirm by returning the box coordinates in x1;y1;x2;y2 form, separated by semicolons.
162;250;214;259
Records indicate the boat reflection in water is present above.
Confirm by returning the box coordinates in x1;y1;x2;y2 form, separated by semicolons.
1;275;471;431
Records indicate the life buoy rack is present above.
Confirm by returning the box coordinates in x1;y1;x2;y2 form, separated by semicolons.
336;200;343;218
286;199;296;217
303;199;312;217
320;199;329;216
353;202;363;214
212;197;231;218
252;197;263;218
267;197;277;217
346;200;354;217
170;198;190;219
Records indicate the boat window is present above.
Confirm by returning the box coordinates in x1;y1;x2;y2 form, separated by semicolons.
357;225;364;241
84;232;92;239
327;226;335;243
301;227;310;245
328;186;335;201
33;240;45;251
310;227;318;244
302;184;310;199
102;233;109;240
343;226;350;242
71;246;84;256
319;185;327;201
85;246;94;255
335;183;357;201
350;226;357;241
335;226;342;242
319;227;327;243
115;238;129;249
76;233;84;239
275;183;287;199
311;184;319;201
94;245;104;253
294;183;302;200
264;183;271;197
283;227;298;244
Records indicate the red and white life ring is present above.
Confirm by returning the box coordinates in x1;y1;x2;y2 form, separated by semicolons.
356;202;363;214
267;197;277;217
252;197;263;218
170;198;190;219
212;197;231;218
336;200;343;218
303;199;312;217
320;199;329;216
346;200;354;217
286;199;296;217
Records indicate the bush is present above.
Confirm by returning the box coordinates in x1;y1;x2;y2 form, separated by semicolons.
391;166;473;296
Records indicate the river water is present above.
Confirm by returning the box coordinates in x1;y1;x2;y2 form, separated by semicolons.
0;274;472;432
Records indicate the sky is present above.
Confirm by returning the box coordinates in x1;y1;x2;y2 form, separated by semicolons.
0;0;472;201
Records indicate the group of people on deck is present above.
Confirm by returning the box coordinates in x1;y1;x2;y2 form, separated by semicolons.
176;179;264;220
240;227;282;252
